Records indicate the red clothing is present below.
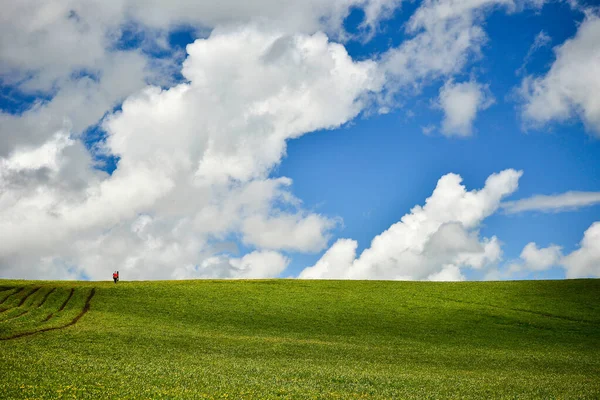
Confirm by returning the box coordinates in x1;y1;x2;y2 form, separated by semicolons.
113;273;118;279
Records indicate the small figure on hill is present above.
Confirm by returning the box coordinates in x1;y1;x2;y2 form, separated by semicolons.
113;271;118;284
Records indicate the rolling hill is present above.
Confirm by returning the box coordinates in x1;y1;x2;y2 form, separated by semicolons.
1;279;599;399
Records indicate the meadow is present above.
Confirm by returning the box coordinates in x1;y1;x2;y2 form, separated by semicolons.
0;279;598;399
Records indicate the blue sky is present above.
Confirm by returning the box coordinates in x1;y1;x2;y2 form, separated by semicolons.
0;0;599;281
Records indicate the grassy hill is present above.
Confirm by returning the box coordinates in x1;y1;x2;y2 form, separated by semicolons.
0;279;599;399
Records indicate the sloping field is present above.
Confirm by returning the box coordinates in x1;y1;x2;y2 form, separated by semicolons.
0;279;598;399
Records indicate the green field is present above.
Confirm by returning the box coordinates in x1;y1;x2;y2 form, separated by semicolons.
0;279;599;399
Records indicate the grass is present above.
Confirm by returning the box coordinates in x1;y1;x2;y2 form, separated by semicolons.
0;279;599;399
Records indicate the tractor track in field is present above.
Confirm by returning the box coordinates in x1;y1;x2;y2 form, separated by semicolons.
36;288;56;308
44;288;75;322
0;288;96;341
17;287;40;307
2;310;28;322
0;291;15;305
0;287;41;315
438;296;597;324
0;287;25;307
0;288;57;322
58;289;75;312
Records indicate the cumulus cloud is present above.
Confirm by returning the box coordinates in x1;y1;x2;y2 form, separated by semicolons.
299;239;360;279
487;221;600;280
380;0;516;96
0;25;381;280
502;191;600;213
520;242;563;271
241;214;337;253
437;79;494;136
427;264;466;282
520;15;600;136
0;51;150;157
300;169;522;281
562;221;600;278
120;0;401;38
172;251;290;280
0;0;399;91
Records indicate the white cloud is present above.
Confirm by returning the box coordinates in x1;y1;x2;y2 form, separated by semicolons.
562;221;600;278
437;79;494;136
516;30;551;76
0;0;399;92
300;169;522;280
381;12;486;89
300;239;359;279
422;124;436;135
520;242;562;271
502;191;600;213
241;214;337;253
531;30;552;51
427;264;466;281
486;221;599;280
172;251;290;280
0;51;149;157
123;0;400;38
0;25;382;280
0;132;73;174
380;0;515;96
520;15;600;136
